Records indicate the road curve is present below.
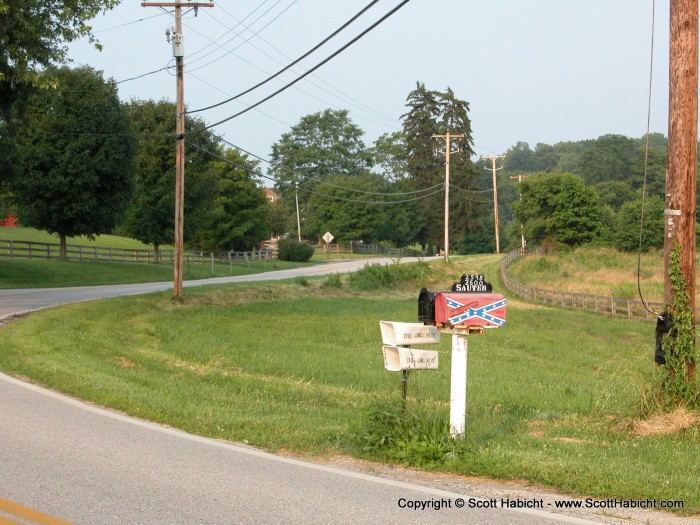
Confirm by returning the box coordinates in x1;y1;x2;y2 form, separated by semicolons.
0;259;606;524
0;258;419;320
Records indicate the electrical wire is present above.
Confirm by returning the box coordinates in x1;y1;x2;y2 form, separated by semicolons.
213;3;400;126
186;0;275;62
187;70;293;127
182;0;412;136
212;134;440;197
637;0;659;317
185;139;444;205
448;185;493;203
93;11;170;33
187;0;381;113
186;0;297;70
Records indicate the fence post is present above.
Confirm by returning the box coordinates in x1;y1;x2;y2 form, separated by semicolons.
9;240;13;259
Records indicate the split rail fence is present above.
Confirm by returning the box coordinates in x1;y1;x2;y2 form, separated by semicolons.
499;247;684;322
0;239;272;265
313;243;423;257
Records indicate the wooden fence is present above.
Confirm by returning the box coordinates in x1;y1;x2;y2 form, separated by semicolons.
313;243;424;257
0;239;273;265
499;247;679;321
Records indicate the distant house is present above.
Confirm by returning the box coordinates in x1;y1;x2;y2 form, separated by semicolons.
264;188;279;203
0;214;17;227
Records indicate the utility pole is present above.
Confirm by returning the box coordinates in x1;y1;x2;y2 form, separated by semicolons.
142;1;214;297
295;181;302;242
663;0;697;371
482;155;505;254
510;174;530;250
433;133;464;263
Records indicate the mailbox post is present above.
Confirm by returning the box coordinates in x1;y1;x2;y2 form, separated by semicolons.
418;275;506;438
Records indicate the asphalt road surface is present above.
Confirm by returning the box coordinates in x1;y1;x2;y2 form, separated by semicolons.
1;259;609;524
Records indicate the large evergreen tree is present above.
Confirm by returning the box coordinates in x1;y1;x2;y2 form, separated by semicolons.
402;82;479;251
10;66;134;257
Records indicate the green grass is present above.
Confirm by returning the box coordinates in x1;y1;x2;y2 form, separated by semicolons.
0;257;311;288
0;226;171;250
507;246;678;303
0;256;698;514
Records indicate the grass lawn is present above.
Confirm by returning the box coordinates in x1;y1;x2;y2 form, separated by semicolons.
0;255;698;514
0;256;312;288
0;226;171;250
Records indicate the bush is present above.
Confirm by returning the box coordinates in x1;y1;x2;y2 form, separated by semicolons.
277;239;315;262
348;260;430;291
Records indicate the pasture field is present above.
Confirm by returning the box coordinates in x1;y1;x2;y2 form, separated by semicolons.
506;246;700;303
0;255;698;514
0;226;168;250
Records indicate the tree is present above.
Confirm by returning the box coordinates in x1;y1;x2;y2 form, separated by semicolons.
122;99;218;255
307;173;389;243
513;172;603;247
613;196;664;252
402;82;479;251
10;66;134;257
269;108;373;191
197;148;270;251
0;0;119;116
371;131;408;182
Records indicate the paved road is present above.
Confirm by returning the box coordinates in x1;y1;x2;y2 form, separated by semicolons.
0;258;423;320
0;259;605;524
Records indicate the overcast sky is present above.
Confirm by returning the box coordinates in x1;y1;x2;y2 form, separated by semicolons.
67;0;675;164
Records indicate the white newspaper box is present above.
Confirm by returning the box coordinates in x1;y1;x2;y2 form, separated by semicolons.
379;321;439;372
382;346;439;371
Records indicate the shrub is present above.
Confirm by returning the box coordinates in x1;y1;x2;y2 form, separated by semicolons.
348;260;430;291
277;239;315;262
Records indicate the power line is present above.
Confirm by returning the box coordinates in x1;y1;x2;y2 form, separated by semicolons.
183;0;412;136
186;0;297;70
187;0;381;113
185;139;443;205
214;3;399;125
213;134;440;197
185;0;278;62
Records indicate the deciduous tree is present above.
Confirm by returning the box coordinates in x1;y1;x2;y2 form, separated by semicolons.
11;66;134;257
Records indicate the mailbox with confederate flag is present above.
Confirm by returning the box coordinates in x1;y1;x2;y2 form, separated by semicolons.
418;274;506;328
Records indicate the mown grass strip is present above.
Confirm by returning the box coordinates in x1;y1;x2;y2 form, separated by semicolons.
0;257;311;288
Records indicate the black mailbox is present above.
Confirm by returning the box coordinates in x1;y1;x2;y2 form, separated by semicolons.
418;288;436;324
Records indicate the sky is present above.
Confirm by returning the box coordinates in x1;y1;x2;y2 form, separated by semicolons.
67;0;674;166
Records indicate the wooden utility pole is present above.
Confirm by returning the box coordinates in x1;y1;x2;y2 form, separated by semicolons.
663;0;697;378
433;133;464;263
142;1;214;297
510;174;530;250
482;155;505;254
664;0;698;313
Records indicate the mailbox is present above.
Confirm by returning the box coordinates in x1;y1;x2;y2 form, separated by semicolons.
419;275;506;329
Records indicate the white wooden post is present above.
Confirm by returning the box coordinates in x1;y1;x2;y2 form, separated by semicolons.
449;332;468;438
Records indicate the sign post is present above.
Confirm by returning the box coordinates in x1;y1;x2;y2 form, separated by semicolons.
322;231;334;261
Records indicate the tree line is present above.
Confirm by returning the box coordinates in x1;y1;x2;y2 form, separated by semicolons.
0;0;692;259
